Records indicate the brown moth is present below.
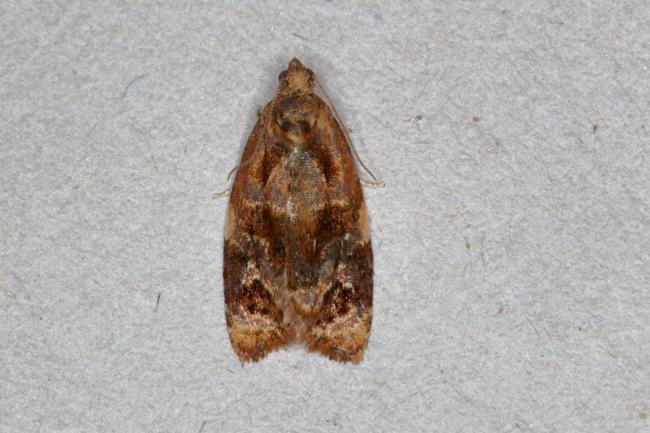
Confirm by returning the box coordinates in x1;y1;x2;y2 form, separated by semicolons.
223;58;373;363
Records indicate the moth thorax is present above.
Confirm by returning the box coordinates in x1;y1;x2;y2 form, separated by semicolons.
275;95;317;134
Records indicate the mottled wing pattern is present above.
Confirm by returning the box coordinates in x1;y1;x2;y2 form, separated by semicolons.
224;59;373;363
223;107;291;362
301;97;373;363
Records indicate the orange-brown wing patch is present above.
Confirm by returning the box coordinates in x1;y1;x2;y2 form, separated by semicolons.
301;98;373;363
224;109;290;362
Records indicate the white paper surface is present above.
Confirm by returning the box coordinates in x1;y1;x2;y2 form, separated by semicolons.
1;1;648;432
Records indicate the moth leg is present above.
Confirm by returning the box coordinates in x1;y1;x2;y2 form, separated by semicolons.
212;188;231;199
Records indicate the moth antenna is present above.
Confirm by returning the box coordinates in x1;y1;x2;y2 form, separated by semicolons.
315;78;380;184
226;86;283;181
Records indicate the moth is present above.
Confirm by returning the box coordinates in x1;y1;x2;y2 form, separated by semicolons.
223;58;373;363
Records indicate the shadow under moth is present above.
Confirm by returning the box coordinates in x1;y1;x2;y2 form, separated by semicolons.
223;58;373;363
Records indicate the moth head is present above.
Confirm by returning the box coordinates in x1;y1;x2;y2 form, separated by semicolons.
279;58;315;95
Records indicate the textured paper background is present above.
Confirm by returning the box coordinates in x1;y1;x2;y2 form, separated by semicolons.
1;1;649;432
